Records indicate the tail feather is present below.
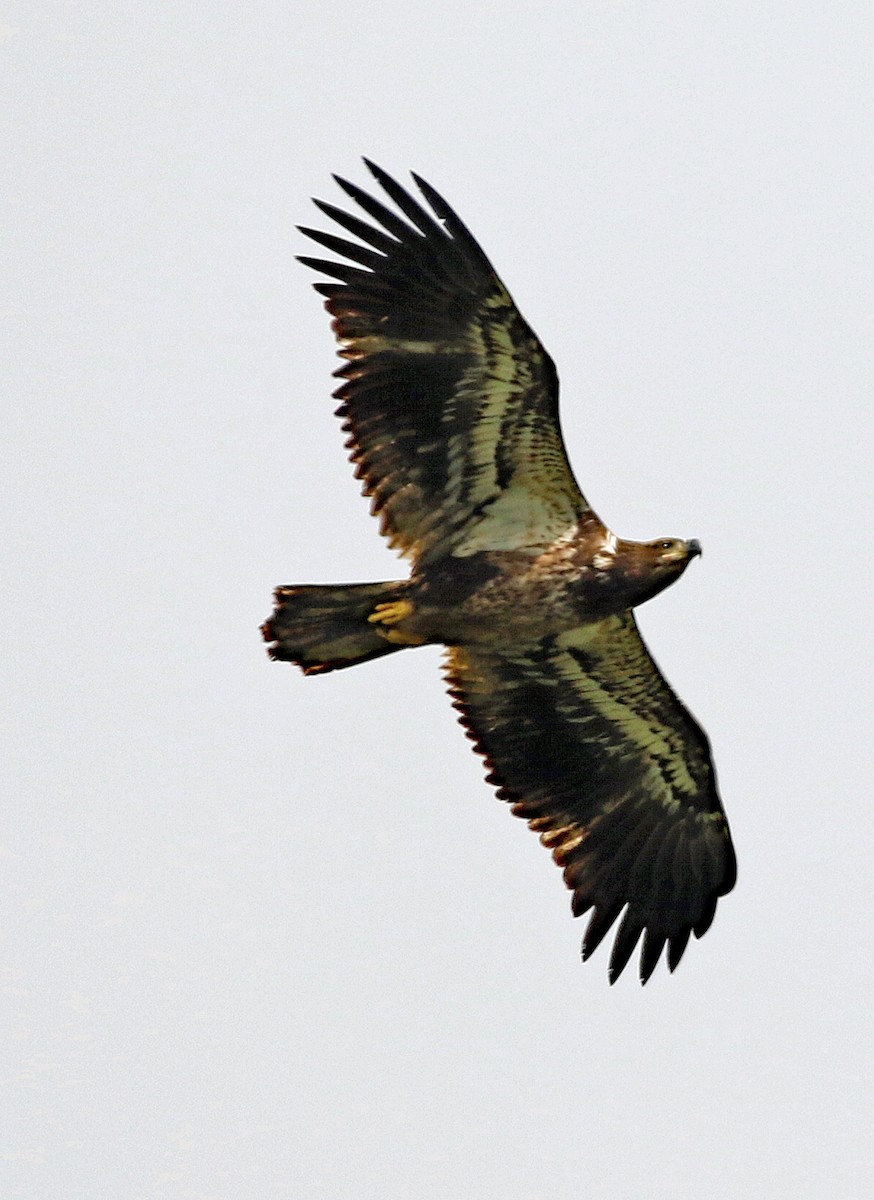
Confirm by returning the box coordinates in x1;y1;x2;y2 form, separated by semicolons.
261;581;410;675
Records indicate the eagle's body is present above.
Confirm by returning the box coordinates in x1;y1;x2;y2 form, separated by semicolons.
263;161;736;983
391;526;701;642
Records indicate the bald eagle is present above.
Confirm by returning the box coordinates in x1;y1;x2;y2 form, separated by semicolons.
263;161;736;983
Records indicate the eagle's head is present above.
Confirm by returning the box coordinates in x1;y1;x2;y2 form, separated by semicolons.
648;536;701;566
604;535;702;609
633;537;701;597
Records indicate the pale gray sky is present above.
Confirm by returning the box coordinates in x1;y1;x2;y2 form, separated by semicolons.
3;3;873;1197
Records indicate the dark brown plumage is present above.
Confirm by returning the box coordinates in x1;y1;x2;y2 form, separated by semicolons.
263;160;736;983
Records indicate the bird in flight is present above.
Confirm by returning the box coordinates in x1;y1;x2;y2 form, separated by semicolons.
262;160;736;983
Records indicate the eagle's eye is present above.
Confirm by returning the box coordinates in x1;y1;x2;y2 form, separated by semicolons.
657;540;676;551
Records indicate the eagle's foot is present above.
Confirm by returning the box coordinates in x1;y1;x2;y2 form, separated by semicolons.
367;598;426;645
368;598;415;626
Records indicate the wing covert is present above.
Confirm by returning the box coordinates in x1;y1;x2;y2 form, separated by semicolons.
299;161;592;563
444;614;736;983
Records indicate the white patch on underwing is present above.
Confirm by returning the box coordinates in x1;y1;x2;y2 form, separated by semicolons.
452;487;577;555
555;620;701;800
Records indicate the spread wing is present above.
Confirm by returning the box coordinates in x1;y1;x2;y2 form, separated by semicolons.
444;614;736;983
298;160;594;564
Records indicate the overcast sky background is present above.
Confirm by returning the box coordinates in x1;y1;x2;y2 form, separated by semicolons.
3;3;873;1197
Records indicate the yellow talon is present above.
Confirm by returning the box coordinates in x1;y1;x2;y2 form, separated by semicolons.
368;599;416;626
383;628;427;645
367;598;426;645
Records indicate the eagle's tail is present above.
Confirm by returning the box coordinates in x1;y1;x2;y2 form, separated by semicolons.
261;580;413;675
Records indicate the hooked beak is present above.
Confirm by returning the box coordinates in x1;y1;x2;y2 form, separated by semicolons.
686;538;702;559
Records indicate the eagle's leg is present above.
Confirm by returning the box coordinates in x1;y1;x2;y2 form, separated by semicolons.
367;599;427;645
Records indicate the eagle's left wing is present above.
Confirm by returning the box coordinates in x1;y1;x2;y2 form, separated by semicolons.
298;161;596;565
445;615;736;983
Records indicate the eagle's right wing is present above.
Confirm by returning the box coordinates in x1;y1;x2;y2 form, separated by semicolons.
444;614;736;983
298;161;597;565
